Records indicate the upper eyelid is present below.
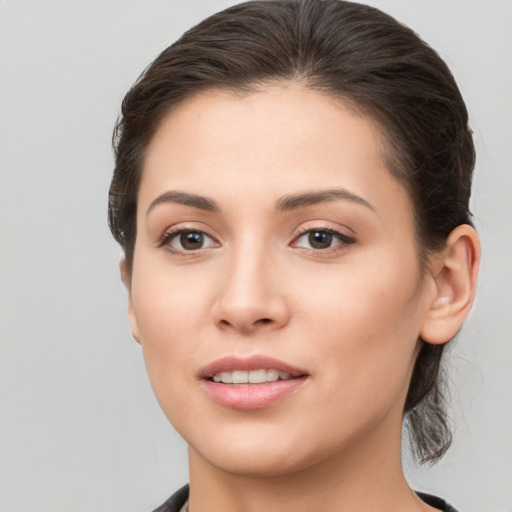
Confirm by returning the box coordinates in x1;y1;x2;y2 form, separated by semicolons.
293;228;355;244
158;220;217;234
292;222;357;240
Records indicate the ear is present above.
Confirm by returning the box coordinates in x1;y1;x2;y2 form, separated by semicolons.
119;257;141;344
420;224;480;345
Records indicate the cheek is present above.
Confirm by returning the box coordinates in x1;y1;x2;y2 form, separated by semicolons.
300;250;422;336
129;261;213;396
294;250;425;407
131;248;212;334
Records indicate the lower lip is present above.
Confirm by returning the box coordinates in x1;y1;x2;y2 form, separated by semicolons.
201;378;307;409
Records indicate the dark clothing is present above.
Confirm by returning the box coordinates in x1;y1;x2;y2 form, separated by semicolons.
152;485;459;512
153;485;189;512
417;492;459;512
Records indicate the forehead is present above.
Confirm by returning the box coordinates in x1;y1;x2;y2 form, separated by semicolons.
139;83;412;224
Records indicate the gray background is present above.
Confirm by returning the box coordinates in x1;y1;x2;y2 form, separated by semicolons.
0;1;511;511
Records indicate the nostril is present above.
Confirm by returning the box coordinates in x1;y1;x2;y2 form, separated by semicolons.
216;317;274;332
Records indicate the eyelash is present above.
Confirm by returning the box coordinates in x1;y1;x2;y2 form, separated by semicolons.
158;226;356;255
290;227;356;254
158;228;219;254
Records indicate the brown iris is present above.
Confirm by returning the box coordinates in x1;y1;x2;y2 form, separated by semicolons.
308;231;333;249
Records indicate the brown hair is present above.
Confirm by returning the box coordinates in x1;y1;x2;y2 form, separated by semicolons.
109;0;475;463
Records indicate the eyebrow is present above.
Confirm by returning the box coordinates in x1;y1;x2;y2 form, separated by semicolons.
146;191;220;215
276;188;375;212
146;187;375;215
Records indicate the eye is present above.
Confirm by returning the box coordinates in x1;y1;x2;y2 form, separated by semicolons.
162;229;218;252
292;228;355;251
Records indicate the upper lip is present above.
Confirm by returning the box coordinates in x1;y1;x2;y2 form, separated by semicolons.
199;355;308;379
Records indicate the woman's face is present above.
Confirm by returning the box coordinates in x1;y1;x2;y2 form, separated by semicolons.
126;84;437;476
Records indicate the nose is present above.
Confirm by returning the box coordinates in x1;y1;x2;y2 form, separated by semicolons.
211;247;290;334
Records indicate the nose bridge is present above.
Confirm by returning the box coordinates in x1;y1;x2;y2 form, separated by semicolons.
230;242;270;304
212;232;288;332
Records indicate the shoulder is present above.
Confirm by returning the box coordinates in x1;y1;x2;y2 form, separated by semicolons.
152;484;189;512
417;491;460;512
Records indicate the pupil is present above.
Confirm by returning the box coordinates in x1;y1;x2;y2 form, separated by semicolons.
309;231;332;249
181;231;203;250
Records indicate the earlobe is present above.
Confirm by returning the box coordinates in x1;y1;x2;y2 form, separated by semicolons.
119;257;141;344
119;257;131;290
420;224;480;345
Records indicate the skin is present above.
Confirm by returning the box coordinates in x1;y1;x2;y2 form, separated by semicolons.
122;83;480;512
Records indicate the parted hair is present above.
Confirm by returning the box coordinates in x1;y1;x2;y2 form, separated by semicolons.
109;0;475;463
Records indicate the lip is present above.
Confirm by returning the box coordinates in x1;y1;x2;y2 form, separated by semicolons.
199;355;309;410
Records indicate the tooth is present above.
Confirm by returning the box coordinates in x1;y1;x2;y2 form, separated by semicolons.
266;369;279;382
220;372;233;384
249;369;267;383
232;371;249;384
213;369;294;384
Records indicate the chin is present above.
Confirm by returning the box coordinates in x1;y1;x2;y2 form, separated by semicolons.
184;417;359;480
195;443;316;478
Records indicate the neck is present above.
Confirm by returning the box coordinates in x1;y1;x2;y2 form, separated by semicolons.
187;420;433;512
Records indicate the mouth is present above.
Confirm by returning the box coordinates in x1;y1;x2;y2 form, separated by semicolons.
211;368;295;384
199;356;309;409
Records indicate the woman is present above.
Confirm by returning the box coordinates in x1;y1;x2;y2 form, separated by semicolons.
108;1;480;511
